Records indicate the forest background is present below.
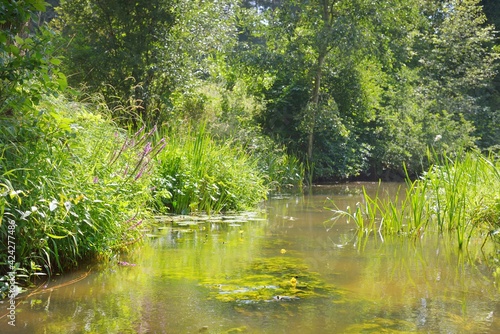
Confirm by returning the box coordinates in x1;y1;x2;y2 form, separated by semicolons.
1;0;499;287
50;0;500;180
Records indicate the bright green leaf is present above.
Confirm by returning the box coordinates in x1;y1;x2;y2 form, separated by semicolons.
9;45;20;56
57;72;68;90
50;58;62;66
14;35;24;45
46;233;68;239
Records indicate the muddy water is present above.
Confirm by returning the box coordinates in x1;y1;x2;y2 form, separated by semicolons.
2;182;499;333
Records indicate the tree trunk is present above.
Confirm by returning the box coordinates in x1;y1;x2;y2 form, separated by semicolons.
307;0;331;163
307;51;326;162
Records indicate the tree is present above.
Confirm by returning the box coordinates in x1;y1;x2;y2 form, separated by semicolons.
369;0;498;176
479;0;500;149
241;0;425;179
231;0;497;180
54;0;239;124
54;0;176;122
0;0;66;112
414;0;499;151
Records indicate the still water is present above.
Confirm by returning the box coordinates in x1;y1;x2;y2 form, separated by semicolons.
2;183;500;333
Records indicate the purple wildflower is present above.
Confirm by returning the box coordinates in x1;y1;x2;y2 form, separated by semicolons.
123;164;129;176
124;213;139;224
134;125;145;138
118;261;137;266
128;219;143;230
134;164;147;180
147;125;157;137
143;142;152;156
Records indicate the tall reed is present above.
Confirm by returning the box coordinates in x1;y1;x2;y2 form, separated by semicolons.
329;150;500;250
152;125;267;214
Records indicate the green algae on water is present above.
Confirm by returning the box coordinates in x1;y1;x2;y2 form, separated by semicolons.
201;256;342;303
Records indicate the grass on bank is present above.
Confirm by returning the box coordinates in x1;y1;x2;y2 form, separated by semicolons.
0;96;155;291
151;125;268;214
330;150;500;250
0;94;303;298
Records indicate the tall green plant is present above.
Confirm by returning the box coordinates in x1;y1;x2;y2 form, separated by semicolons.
330;151;500;251
424;151;500;248
152;126;267;214
0;96;162;289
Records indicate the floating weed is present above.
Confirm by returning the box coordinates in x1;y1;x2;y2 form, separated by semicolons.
201;256;341;303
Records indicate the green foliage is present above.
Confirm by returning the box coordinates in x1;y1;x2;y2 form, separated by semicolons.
230;0;498;180
170;79;304;191
0;95;160;284
423;151;500;248
53;0;177;120
51;0;499;181
330;151;500;250
152;125;267;214
170;80;263;138
53;0;239;122
0;0;67;112
372;67;478;177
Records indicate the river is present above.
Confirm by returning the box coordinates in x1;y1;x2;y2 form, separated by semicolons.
1;182;499;333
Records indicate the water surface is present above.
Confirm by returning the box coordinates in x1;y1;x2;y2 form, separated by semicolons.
1;182;499;333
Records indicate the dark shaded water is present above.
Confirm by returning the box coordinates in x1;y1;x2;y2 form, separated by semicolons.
2;183;499;333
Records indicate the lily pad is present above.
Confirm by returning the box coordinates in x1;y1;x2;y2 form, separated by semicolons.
173;221;199;227
154;215;174;222
220;219;245;224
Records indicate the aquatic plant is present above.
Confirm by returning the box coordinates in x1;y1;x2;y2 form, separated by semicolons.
201;256;340;303
152;125;267;214
243;135;305;192
424;151;500;249
329;150;500;251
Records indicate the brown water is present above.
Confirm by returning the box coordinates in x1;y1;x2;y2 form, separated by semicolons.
2;182;499;333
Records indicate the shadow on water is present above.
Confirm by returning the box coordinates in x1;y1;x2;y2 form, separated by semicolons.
1;182;500;333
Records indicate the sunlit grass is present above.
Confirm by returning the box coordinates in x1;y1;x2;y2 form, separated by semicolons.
330;150;500;250
152;124;268;214
0;95;159;293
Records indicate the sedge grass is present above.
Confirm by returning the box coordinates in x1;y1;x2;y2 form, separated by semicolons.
152;124;268;214
330;150;500;251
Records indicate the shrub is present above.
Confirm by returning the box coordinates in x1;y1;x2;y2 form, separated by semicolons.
0;95;160;290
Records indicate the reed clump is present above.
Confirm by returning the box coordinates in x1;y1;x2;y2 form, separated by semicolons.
152;125;268;214
330;150;500;250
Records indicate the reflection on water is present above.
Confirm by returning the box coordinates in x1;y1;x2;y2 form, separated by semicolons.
1;182;499;333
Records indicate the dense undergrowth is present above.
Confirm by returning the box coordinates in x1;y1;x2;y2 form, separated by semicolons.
0;97;151;290
0;94;302;297
152;125;267;214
